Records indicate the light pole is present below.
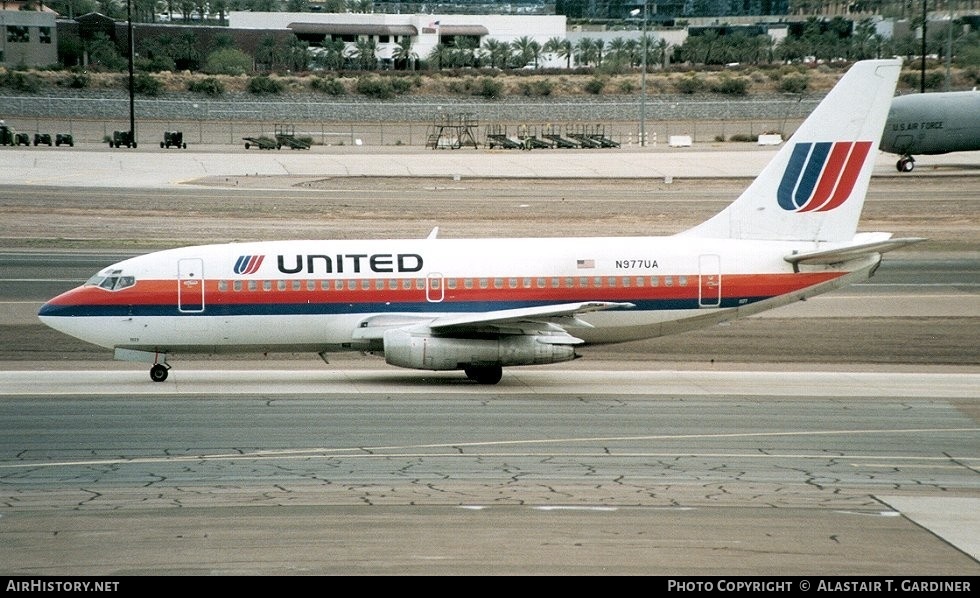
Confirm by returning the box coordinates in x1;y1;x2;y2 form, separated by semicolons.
631;2;648;147
641;0;647;147
127;0;136;147
920;0;927;93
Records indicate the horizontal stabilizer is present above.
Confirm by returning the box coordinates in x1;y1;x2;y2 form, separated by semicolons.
785;237;927;266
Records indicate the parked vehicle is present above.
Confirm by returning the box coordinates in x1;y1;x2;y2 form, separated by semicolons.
55;133;74;147
110;130;136;148
34;133;53;146
161;131;187;149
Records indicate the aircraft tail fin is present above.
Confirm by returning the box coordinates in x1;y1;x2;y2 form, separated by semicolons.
680;59;902;242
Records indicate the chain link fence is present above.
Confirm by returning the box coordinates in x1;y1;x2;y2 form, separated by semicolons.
0;93;817;148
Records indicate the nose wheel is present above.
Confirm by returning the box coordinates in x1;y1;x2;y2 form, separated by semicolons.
896;156;915;172
150;363;170;382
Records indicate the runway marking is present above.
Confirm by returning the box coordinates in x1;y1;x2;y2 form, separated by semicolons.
0;427;976;470
534;506;619;511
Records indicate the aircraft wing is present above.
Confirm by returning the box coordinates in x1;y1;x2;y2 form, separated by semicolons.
785;237;927;267
430;301;635;333
352;301;634;343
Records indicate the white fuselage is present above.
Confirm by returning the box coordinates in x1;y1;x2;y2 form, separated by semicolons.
38;235;874;357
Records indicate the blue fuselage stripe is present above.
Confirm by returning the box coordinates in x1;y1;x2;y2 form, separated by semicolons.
40;297;772;318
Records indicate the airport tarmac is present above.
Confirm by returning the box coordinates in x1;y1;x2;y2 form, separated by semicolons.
0;368;978;575
1;144;979;189
0;144;977;576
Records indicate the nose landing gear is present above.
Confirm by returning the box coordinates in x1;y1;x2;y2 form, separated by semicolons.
896;156;915;172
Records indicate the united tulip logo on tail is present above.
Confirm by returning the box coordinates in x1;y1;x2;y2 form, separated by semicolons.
234;255;264;275
777;141;872;212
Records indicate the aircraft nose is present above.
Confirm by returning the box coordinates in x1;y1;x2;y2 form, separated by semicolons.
38;299;61;318
38;288;82;319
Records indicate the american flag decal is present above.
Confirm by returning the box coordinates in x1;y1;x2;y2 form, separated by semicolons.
577;259;595;269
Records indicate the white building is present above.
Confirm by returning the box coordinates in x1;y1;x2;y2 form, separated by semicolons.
228;12;566;67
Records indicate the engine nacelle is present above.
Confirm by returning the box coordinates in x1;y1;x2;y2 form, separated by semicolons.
383;329;576;371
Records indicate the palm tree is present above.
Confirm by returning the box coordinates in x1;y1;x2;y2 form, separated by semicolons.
427;43;450;70
529;40;542;69
178;0;195;22
511;36;537;68
607;37;628;69
574;37;596;67
482;38;511;69
311;39;345;71
210;0;229;26
255;35;283;71
544;37;573;69
352;38;377;70
451;36;478;68
393;38;417;71
287;37;310;72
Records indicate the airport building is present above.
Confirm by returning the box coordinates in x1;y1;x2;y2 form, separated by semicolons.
228;12;567;68
0;9;57;69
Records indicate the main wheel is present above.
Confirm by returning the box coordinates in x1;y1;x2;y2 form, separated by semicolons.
464;365;503;385
897;157;915;172
150;364;169;382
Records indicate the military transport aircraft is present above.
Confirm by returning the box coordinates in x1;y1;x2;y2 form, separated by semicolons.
39;58;923;385
880;89;980;172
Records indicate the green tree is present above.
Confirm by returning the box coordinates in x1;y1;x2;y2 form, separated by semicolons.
393;38;418;71
605;37;629;70
544;36;572;69
85;32;126;71
427;43;450;70
171;31;202;71
204;47;253;75
210;0;229;25
482;38;512;69
311;39;346;71
352;38;377;70
574;37;598;67
450;36;478;68
255;35;284;71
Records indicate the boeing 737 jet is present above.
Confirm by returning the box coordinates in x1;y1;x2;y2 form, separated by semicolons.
880;89;980;172
39;58;923;384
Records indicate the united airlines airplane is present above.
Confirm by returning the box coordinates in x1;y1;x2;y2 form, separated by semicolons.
39;58;922;384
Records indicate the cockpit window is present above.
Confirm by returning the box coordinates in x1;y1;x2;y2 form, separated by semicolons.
86;271;136;291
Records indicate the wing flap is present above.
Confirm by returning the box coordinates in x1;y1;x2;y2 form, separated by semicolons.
429;301;635;331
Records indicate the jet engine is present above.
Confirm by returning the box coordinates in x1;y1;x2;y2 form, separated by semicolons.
382;328;576;371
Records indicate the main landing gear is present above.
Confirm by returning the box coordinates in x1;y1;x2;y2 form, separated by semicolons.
150;363;171;382
464;365;503;385
896;155;915;172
